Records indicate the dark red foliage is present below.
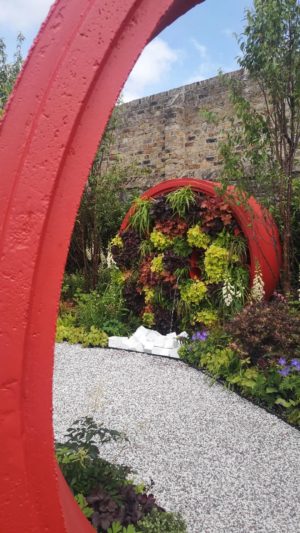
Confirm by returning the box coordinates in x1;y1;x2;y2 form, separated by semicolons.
154;218;188;237
87;485;164;532
154;305;179;335
163;250;186;272
138;255;160;287
197;196;240;236
111;229;141;269
150;195;174;222
225;300;300;366
123;278;144;315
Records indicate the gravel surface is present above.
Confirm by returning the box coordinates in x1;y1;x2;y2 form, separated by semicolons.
53;344;300;533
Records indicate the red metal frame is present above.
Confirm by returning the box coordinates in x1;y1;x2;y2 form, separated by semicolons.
121;178;282;298
0;1;204;532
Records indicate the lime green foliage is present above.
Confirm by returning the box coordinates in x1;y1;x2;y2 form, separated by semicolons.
180;280;207;305
111;234;123;248
187;225;210;249
150;229;172;250
143;287;154;304
204;245;229;283
142;312;155;328
200;347;241;379
56;319;108;347
108;523;140;533
166;186;196;218
192;309;218;327
137;509;187;533
150;255;164;273
75;494;93;519
129;198;152;235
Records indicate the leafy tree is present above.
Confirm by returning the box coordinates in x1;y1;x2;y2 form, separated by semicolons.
0;33;24;116
219;0;300;292
66;108;139;290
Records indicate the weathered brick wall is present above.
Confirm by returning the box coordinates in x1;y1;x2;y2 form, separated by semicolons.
108;70;262;190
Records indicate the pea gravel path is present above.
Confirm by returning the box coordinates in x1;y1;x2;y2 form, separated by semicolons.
53;344;300;533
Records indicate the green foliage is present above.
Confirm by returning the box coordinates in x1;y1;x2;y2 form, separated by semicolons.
129;198;152;236
142;312;155;328
56;417;129;497
179;325;300;426
199;108;219;126
61;272;87;301
219;0;300;291
180;280;207;305
0;33;24;116
187;225;210;249
66;106;139;289
150;255;164;273
166;187;196;218
137;509;187;533
108;523;140;533
75;268;126;333
56;319;108;347
204;245;230;283
149;229;172;250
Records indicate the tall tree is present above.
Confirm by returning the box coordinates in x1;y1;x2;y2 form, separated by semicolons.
0;33;24;116
219;0;300;293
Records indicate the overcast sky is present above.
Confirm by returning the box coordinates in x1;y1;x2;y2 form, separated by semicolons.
0;0;253;102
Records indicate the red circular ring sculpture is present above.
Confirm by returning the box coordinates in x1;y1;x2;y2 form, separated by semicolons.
120;178;282;298
0;1;281;531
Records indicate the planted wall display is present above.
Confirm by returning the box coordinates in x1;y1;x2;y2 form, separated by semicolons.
111;179;281;334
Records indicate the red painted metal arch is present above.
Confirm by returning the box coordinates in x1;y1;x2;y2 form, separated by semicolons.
121;178;282;298
0;1;204;533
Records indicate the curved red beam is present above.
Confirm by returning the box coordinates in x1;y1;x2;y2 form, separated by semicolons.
0;1;204;532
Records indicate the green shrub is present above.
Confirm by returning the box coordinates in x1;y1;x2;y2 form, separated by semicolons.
137;509;187;533
56;319;108;347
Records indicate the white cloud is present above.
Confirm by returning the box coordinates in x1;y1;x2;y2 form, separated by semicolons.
190;38;208;60
187;37;237;83
122;38;180;102
0;0;53;31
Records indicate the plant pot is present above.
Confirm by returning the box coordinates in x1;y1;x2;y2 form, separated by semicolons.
120;178;282;298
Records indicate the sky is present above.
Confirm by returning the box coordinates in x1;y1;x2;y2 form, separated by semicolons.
0;0;253;102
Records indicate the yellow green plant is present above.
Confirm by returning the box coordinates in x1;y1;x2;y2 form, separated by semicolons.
187;225;210;249
204;245;230;283
111;234;123;248
150;255;164;273
142;312;155;328
192;309;218;327
180;280;207;305
150;229;172;250
143;287;155;304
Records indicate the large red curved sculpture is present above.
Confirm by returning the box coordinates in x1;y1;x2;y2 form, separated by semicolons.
121;178;282;298
0;1;204;532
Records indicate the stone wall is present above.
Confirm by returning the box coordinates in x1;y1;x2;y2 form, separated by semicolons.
108;70;262;191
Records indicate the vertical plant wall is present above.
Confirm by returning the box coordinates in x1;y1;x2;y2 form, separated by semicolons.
111;179;281;334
